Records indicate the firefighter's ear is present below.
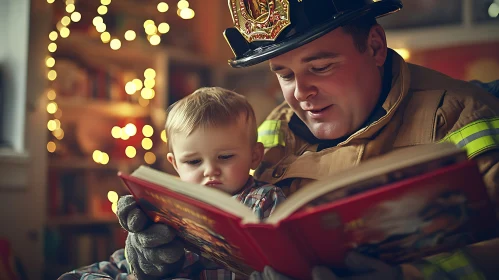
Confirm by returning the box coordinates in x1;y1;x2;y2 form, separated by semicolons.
366;24;387;67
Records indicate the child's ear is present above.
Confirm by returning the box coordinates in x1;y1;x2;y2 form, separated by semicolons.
167;153;179;172
250;142;264;170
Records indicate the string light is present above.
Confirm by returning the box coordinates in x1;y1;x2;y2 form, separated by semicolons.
124;30;136;41
125;146;137;158
71;12;81;22
45;1;80;156
142;138;153;150
142;125;154;137
144;152;156;164
158;2;169;12
110;38;121;50
100;32;111;43
158;23;170;34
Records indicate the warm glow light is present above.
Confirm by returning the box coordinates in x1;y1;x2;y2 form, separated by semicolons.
144;152;156;164
96;23;107;33
124;123;137;136
101;0;111;5
138;98;149;107
142;138;153;150
111;126;122;138
47;102;58;114
125;146;137;158
158;23;170;34
144;68;156;79
178;0;189;9
47;90;56;100
66;0;74;4
53;128;64;140
61;16;71;27
100;152;110;164
47;120;58;131
48;42;57;52
101;32;111;43
145;24;157;35
132;79;143;90
56;22;64;31
47;141;56;153
142;125;154;137
98;5;108;15
46;57;56;68
107;191;119;203
144;79;155;89
124;30;136;41
48;70;57;81
71;12;81;22
49;31;58;41
47;0;55;4
60;27;70;38
120;131;130;140
149;35;161;46
161;130;167;142
158;2;169;12
110;38;121;50
65;4;75;13
489;3;499;18
180;8;195;19
125;82;137;95
140;88;154;99
111;202;117;214
54;119;61;129
393;48;410;60
92;150;103;163
93;16;104;26
143;19;155;29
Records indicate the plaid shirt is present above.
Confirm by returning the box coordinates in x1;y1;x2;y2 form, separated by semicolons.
58;177;285;280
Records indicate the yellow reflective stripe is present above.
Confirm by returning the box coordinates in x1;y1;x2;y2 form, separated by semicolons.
425;250;486;280
440;117;499;157
258;120;285;148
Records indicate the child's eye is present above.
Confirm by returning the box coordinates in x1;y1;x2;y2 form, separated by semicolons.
219;154;234;160
185;159;201;165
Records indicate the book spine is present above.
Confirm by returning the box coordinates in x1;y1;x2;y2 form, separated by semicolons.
242;223;312;280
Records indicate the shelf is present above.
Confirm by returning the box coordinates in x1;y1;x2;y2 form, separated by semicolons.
56;98;151;119
56;32;210;67
47;214;118;226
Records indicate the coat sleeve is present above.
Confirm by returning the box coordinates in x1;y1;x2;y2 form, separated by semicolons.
57;249;135;280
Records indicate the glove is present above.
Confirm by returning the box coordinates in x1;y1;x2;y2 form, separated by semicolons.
249;252;403;280
117;195;186;280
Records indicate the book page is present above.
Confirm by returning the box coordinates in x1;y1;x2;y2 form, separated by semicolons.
131;166;260;223
265;143;466;224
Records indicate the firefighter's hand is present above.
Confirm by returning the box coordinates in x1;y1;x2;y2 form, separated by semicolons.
117;195;186;280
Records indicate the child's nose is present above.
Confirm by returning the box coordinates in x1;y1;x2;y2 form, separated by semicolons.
203;162;221;177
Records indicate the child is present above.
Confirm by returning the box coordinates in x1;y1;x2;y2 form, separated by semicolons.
165;86;286;279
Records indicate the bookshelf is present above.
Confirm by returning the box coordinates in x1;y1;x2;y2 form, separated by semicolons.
43;2;214;277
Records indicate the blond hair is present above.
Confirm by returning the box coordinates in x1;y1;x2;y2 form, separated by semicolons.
165;87;257;151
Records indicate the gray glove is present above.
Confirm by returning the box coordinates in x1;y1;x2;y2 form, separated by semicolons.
249;252;403;280
117;195;186;280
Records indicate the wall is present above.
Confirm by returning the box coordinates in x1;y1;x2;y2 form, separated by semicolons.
410;41;499;82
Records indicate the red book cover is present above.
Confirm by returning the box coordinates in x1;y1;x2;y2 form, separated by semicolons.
118;143;498;279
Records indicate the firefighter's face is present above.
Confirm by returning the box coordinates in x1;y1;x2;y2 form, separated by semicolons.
269;25;387;140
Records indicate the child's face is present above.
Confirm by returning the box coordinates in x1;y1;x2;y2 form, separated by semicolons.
167;117;263;194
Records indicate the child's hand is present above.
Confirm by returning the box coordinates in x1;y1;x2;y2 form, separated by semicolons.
116;195;186;280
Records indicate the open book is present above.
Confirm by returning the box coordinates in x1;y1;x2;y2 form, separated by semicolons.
118;143;498;279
